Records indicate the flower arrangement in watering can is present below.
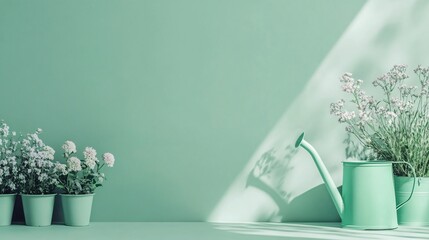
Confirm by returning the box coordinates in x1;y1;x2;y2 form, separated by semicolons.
295;132;416;230
330;65;429;226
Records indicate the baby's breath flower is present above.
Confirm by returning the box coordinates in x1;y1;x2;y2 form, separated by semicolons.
0;121;20;194
340;73;361;93
44;146;55;160
385;111;397;125
331;65;429;177
339;111;355;123
358;110;372;123
17;128;62;194
330;99;345;116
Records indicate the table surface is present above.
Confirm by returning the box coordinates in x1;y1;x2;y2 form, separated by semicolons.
1;222;428;240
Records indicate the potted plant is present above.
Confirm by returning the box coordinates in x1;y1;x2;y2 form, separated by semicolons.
330;64;429;226
0;121;19;226
17;128;63;226
57;140;115;226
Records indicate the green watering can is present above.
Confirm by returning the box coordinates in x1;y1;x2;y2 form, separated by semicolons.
295;132;416;230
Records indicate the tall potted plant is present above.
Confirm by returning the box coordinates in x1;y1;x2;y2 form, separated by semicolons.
330;65;429;226
0;121;19;226
17;128;63;226
57;140;115;226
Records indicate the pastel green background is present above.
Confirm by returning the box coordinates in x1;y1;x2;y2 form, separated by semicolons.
0;0;365;221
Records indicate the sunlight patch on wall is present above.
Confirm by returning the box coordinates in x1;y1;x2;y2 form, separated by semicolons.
209;0;429;222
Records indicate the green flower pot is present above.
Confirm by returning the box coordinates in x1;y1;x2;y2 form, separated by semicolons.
21;194;56;227
395;176;429;226
0;194;16;226
61;194;94;226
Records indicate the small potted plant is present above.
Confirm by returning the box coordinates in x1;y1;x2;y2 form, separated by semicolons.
17;128;62;227
0;121;19;226
58;140;115;226
330;65;429;226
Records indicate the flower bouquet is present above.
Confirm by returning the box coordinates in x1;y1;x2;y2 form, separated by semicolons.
0;121;19;226
330;65;429;225
17;128;62;226
57;140;115;226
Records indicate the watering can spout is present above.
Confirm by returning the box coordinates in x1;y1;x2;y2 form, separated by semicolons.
295;132;344;219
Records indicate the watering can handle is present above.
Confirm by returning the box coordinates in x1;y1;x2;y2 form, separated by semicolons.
392;161;416;210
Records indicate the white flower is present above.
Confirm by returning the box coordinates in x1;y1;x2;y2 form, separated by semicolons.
22;139;30;145
62;141;77;154
103;153;115;167
67;157;82;172
0;123;9;136
340;73;362;94
3;167;9;176
54;163;68;175
30;133;39;141
391;98;413;112
85;158;97;170
339;111;356;123
385;111;397;125
358;110;372;123
84;147;97;161
44;146;55;160
342;83;354;93
38;173;48;181
29;151;39;160
386;111;397;118
330;99;345;116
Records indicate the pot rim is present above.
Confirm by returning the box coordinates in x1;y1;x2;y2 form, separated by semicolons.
393;175;429;179
20;193;57;197
394;176;429;180
0;193;18;196
60;193;95;197
342;160;391;165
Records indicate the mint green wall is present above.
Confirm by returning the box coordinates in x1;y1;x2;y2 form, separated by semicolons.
0;0;365;221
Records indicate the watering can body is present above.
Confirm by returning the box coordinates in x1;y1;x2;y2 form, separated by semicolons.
341;161;398;229
295;133;415;230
